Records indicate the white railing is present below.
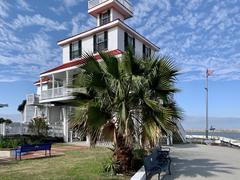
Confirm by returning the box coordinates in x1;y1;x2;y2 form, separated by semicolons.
27;94;40;105
41;87;70;100
176;120;187;143
88;0;132;12
41;87;85;101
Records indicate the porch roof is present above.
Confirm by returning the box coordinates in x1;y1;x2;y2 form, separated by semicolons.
34;77;51;86
35;49;123;85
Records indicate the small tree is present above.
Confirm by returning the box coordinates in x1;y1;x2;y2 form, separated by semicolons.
28;116;50;136
17;100;26;123
0;118;12;124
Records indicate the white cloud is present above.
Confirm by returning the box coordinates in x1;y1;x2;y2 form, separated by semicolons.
12;14;67;31
0;18;61;82
0;75;20;82
50;0;85;15
127;0;240;82
17;0;33;11
49;6;65;15
71;13;95;35
63;0;78;7
0;0;10;17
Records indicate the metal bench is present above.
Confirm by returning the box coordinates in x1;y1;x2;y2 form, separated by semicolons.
15;144;52;160
144;148;171;180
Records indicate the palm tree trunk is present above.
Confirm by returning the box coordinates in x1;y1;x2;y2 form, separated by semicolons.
114;133;133;173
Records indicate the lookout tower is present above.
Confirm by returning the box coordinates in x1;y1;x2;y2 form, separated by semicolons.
88;0;133;26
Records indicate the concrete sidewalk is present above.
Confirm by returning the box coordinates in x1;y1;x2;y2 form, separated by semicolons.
154;144;240;180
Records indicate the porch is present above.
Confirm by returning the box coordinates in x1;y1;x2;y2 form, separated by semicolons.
38;69;85;103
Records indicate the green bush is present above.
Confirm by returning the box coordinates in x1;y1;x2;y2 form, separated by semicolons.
0;135;64;149
102;157;120;175
28;117;50;136
131;148;146;171
0;137;24;149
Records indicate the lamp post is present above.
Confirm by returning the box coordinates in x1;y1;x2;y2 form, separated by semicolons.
205;69;213;139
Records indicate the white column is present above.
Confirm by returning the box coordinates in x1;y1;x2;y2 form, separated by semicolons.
52;74;55;98
170;132;173;145
62;107;68;142
97;14;100;26
2;122;6;137
0;124;2;135
86;135;90;146
166;132;173;145
69;131;73;143
46;107;50;124
40;77;43;99
66;70;69;86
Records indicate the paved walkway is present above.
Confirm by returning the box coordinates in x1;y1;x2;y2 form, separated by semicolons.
154;144;240;180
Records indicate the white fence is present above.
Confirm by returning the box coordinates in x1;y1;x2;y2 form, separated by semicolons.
0;123;64;138
186;135;240;147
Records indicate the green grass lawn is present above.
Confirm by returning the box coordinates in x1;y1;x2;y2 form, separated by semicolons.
0;146;130;180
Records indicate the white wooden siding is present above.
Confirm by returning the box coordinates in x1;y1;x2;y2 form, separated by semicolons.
117;27;125;51
61;26;157;63
62;44;70;63
111;8;124;21
108;27;118;50
82;36;93;55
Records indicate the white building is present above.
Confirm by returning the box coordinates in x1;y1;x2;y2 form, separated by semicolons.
25;0;185;143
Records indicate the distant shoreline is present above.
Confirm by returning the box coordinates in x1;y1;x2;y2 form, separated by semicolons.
186;129;240;133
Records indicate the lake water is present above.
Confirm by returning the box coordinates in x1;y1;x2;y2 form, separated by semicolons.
187;131;240;140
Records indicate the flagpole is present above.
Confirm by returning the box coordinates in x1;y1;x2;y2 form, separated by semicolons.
205;70;209;139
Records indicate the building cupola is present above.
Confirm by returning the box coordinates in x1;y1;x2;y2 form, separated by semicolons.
88;0;133;26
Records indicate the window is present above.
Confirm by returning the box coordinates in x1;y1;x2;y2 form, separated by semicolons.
94;31;108;53
143;44;151;58
124;32;135;53
70;40;82;60
100;10;110;26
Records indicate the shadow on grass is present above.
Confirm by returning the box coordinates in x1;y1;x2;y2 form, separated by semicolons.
162;157;238;180
0;154;64;166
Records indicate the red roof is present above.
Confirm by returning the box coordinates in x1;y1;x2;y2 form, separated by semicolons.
41;49;123;75
34;77;51;85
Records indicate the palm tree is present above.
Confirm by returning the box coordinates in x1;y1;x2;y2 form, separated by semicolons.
69;49;182;173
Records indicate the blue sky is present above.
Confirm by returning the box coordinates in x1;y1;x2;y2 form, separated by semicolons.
0;0;240;129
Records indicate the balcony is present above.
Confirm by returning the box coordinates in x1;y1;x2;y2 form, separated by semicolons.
88;0;133;19
27;94;40;105
41;87;73;101
40;87;85;102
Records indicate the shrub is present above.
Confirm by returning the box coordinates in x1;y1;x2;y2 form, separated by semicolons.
28;116;50;136
0;135;64;149
0;136;24;149
131;148;146;171
103;157;120;175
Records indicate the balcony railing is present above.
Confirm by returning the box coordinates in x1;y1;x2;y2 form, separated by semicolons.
88;0;132;12
27;94;40;105
40;87;85;101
